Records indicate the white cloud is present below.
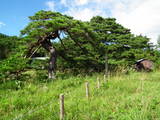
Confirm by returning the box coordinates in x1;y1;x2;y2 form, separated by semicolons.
66;8;106;21
111;0;160;44
45;1;55;11
0;21;5;28
48;0;160;44
60;0;67;6
75;0;89;5
61;0;160;43
64;0;109;21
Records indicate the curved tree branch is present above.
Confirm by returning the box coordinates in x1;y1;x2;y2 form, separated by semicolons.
67;31;89;54
57;32;67;50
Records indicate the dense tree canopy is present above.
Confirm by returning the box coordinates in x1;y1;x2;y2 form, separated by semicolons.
90;16;155;65
0;34;28;81
55;16;157;71
0;10;159;81
20;10;103;78
0;33;18;59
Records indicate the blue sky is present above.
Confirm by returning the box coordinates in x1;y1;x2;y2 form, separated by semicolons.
0;0;67;36
0;0;160;44
0;0;61;36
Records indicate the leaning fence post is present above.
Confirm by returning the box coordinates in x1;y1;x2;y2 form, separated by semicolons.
60;94;64;120
97;77;100;89
104;75;106;82
85;82;89;99
105;53;108;76
104;74;107;83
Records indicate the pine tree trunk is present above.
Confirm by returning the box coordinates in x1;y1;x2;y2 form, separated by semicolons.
41;39;57;79
48;46;56;79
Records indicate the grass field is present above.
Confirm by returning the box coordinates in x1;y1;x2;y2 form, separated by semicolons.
1;70;160;120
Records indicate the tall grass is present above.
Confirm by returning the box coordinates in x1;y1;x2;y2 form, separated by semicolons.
1;71;160;120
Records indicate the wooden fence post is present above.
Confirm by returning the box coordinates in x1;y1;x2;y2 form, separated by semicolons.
104;75;106;82
97;77;100;89
105;53;108;76
85;82;89;99
60;94;64;120
104;74;107;83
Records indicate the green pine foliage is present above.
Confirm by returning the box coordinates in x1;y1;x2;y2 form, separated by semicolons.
90;16;156;66
0;34;17;59
0;10;160;81
0;36;29;82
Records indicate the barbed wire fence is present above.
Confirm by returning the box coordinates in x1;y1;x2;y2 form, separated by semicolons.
13;75;108;120
13;97;56;120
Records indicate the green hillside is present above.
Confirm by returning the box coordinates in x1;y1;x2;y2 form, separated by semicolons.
1;71;160;120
